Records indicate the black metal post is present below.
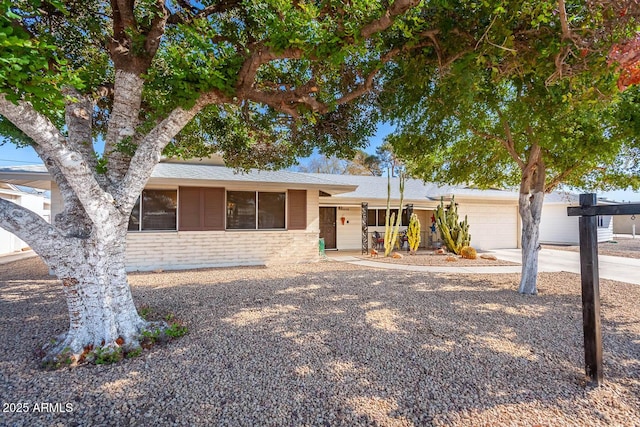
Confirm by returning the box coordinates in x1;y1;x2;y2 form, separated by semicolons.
578;193;603;386
361;202;369;255
406;203;413;220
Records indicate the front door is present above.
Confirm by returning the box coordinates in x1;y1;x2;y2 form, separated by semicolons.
319;207;337;249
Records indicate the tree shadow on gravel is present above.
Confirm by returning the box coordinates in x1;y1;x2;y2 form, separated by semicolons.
0;258;67;365
1;259;639;426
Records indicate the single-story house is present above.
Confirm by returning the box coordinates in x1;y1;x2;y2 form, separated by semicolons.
297;172;522;252
0;158;611;270
0;182;50;256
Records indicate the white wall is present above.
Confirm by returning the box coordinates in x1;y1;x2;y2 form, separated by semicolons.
539;204;580;245
614;215;639;235
126;230;319;271
540;204;613;245
597;215;614;242
457;202;519;250
0;193;20;255
335;206;364;250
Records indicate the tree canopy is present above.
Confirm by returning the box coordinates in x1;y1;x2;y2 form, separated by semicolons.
384;66;640;193
0;0;425;169
0;0;426;363
378;0;640;294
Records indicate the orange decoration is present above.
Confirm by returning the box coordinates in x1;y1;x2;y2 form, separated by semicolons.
609;35;640;91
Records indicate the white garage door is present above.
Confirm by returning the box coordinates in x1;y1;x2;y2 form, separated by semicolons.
459;204;519;250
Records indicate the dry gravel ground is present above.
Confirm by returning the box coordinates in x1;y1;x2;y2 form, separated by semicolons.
542;236;640;259
354;250;520;267
1;257;640;427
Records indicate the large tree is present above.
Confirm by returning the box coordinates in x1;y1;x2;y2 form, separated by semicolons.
296;150;382;175
0;0;423;363
296;154;348;174
381;0;640;294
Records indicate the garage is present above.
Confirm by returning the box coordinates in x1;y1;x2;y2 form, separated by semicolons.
458;202;519;250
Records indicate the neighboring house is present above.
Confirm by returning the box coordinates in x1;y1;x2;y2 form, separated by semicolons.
0;159;603;269
613;206;639;236
539;192;613;245
0;182;50;256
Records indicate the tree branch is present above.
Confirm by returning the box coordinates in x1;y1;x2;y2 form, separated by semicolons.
520;142;543;194
234;0;423;117
360;0;421;39
496;111;526;169
144;0;169;57
0;94;118;226
0;197;68;261
463;119;526;169
114;0;136;29
30;144;94;238
63;88;102;182
241;45;407;118
557;0;572;42
544;154;589;192
546;0;580;85
103;70;145;185
235;46;304;96
109;0;168;71
118;90;229;211
167;0;243;24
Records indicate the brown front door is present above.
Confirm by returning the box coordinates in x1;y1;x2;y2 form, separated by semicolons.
319;207;337;249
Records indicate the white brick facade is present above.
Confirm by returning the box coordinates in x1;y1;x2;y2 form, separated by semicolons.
125;230;320;271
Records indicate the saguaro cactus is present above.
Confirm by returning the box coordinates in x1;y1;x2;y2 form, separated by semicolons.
435;196;470;255
384;171;405;257
407;213;421;254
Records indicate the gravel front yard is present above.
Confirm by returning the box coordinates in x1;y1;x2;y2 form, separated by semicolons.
354;250;519;267
1;257;639;426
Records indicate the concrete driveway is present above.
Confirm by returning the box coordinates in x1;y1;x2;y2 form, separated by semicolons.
490;248;640;285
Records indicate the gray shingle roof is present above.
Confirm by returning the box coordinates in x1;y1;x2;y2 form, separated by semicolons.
152;162;350;187
0;163;357;194
0;163;580;204
297;173;519;201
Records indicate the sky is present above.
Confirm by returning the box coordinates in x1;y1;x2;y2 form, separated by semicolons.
1;125;639;202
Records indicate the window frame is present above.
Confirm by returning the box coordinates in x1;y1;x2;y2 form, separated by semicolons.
367;208;408;227
226;190;287;231
128;189;178;232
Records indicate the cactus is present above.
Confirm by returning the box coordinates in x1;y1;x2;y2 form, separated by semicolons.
384;171;405;257
435;196;470;255
407;213;421;254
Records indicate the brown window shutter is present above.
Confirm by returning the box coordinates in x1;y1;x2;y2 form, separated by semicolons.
203;187;225;230
179;187;202;231
288;190;307;230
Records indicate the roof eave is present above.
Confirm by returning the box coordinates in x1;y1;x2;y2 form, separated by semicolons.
0;171;51;191
147;176;356;195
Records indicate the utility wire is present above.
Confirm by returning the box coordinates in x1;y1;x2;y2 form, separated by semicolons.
0;158;42;164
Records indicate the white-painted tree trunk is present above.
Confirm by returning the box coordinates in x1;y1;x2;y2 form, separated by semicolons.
518;191;544;294
42;219;151;361
0;89;206;363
